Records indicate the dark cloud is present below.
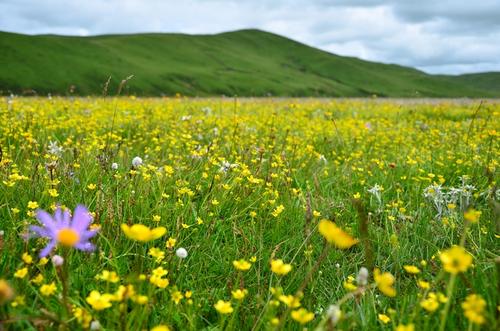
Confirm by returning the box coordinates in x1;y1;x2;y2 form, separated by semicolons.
0;0;499;74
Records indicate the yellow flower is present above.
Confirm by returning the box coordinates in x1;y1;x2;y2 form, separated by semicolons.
150;267;169;288
27;201;39;209
87;183;97;190
0;279;14;304
440;246;473;274
463;209;481;223
396;324;414;331
152;215;161;222
171;291;183;304
151;325;171;331
48;189;59;197
214;300;233;314
233;259;251;271
270;259;292;275
271;204;285;217
420;293;440;312
73;307;92;328
403;265;420;274
11;295;25;307
148;247;165;262
96;270;120;283
232;289;248;300
318;219;358;249
113;284;136;302
32;274;44;284
22;253;33;264
291;308;314;324
378;313;391;324
374;268;396;297
150;275;169;288
437;293;448;303
417;280;430;289
86;290;113;310
343;281;357;292
152;267;168;278
461;294;486;324
121;224;166;242
166;237;177;248
278;295;301;308
133;295;148;305
40;282;57;296
14;267;28;279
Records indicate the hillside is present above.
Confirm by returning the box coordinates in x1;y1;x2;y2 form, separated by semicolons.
0;29;499;97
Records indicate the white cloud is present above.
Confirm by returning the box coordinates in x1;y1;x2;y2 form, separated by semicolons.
0;0;499;74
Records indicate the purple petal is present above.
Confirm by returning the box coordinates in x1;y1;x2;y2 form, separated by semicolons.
79;230;98;242
39;240;57;258
71;205;93;233
75;242;95;252
54;208;62;222
29;225;51;238
62;209;71;228
36;210;57;232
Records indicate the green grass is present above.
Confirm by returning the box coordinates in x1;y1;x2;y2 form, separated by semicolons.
0;29;499;97
0;97;498;330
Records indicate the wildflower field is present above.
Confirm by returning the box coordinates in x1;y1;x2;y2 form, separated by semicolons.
0;97;498;331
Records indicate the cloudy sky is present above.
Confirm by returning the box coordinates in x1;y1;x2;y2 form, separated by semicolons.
1;0;499;74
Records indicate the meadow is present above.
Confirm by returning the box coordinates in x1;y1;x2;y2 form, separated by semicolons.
0;96;498;330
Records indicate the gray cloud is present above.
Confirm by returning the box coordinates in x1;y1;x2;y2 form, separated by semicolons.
0;0;499;74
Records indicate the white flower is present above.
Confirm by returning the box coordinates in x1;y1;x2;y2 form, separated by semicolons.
356;267;369;286
90;320;101;330
0;230;4;236
368;184;383;207
219;161;238;173
52;255;64;266
48;141;63;157
111;162;118;170
326;305;341;325
176;247;188;259
131;156;143;167
201;106;212;115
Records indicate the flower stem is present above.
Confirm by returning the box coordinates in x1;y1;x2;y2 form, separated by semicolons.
439;274;456;331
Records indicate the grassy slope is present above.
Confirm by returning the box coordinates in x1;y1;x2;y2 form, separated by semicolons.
0;29;499;97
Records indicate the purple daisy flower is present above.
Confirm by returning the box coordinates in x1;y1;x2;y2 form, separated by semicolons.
29;205;98;257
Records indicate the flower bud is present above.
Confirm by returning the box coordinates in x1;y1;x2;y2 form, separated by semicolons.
327;305;341;325
52;255;64;266
131;156;143;167
176;247;188;259
90;320;101;330
356;267;369;286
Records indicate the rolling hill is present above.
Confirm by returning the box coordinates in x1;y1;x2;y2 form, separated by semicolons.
0;29;499;97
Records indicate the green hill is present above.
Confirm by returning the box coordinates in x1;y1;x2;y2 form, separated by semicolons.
0;29;499;97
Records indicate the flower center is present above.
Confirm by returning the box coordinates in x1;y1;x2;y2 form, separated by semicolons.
57;228;80;247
